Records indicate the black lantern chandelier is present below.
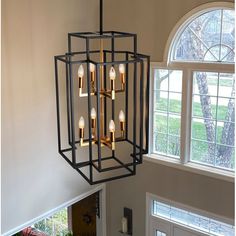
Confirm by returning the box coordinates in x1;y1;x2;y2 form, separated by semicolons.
54;0;150;185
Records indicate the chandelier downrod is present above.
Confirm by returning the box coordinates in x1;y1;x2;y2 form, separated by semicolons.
100;0;103;34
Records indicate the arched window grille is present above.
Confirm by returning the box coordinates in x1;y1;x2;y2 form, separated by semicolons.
150;3;235;173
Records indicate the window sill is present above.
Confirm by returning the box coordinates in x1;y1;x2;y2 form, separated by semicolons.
144;154;235;183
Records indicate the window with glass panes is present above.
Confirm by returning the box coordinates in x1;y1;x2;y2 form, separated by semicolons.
151;6;235;172
153;69;182;158
152;199;235;236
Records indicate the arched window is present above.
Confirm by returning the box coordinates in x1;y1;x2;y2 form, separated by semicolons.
150;3;235;175
173;9;235;62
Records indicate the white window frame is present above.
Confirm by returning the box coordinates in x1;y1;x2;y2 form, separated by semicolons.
146;192;235;236
145;2;235;182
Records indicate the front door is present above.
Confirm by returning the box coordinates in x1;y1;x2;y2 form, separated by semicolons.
70;192;98;236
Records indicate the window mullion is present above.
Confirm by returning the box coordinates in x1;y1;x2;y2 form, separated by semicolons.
149;66;155;155
180;69;193;164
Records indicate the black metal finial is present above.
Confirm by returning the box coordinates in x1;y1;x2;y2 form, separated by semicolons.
100;0;103;34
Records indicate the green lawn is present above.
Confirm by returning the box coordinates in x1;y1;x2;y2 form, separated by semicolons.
154;98;235;168
155;97;229;120
199;78;233;87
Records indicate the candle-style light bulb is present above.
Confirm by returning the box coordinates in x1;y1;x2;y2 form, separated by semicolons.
89;63;96;92
109;120;115;132
91;108;96;130
90;63;95;73
109;120;115;150
78;65;84;95
119;110;125;136
119;64;125;90
78;116;85;141
78;65;84;78
119;110;125;122
91;108;96;119
119;64;125;74
78;116;85;129
109;67;116;100
109;67;116;80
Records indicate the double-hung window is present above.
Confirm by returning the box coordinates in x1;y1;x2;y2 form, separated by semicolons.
150;3;235;175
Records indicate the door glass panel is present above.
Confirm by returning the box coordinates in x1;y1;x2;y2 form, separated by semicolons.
156;230;167;236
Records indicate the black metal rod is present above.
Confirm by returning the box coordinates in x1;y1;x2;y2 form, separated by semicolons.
69;31;136;39
134;35;137;57
126;139;141;149
100;0;103;34
111;32;115;158
125;52;129;140
96;65;102;170
54;57;62;152
59;151;74;167
133;35;138;174
86;38;93;182
68;34;72;53
91;156;133;173
70;59;142;66
91;173;135;185
139;61;144;163
76;161;90;168
113;156;133;173
66;62;72;146
145;56;150;154
76;168;92;184
104;52;107;136
68;61;76;165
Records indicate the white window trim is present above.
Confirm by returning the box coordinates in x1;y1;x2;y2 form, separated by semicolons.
148;62;235;182
148;2;235;182
146;192;235;236
148;62;234;182
144;154;234;183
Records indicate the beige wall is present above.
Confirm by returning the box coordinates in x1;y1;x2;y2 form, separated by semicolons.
106;162;234;236
104;0;234;235
2;0;235;235
1;0;100;234
104;0;233;61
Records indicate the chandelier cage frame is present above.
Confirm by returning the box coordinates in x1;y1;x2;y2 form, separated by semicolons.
54;1;150;185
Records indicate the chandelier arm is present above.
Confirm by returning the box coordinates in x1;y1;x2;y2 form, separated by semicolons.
100;0;103;34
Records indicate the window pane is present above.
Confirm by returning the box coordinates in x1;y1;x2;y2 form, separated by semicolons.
154;91;168;111
156;231;167;236
191;139;215;165
219;73;235;97
33;208;69;236
191;71;235;170
154;113;167;133
169;115;181;135
221;10;235;62
193;72;218;96
192;95;217;119
217;97;232;121
154;69;168;90
168;135;180;157
169;93;182;114
152;69;182;158
153;132;167;154
169;70;183;92
173;9;235;63
192;118;209;140
152;199;235;236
